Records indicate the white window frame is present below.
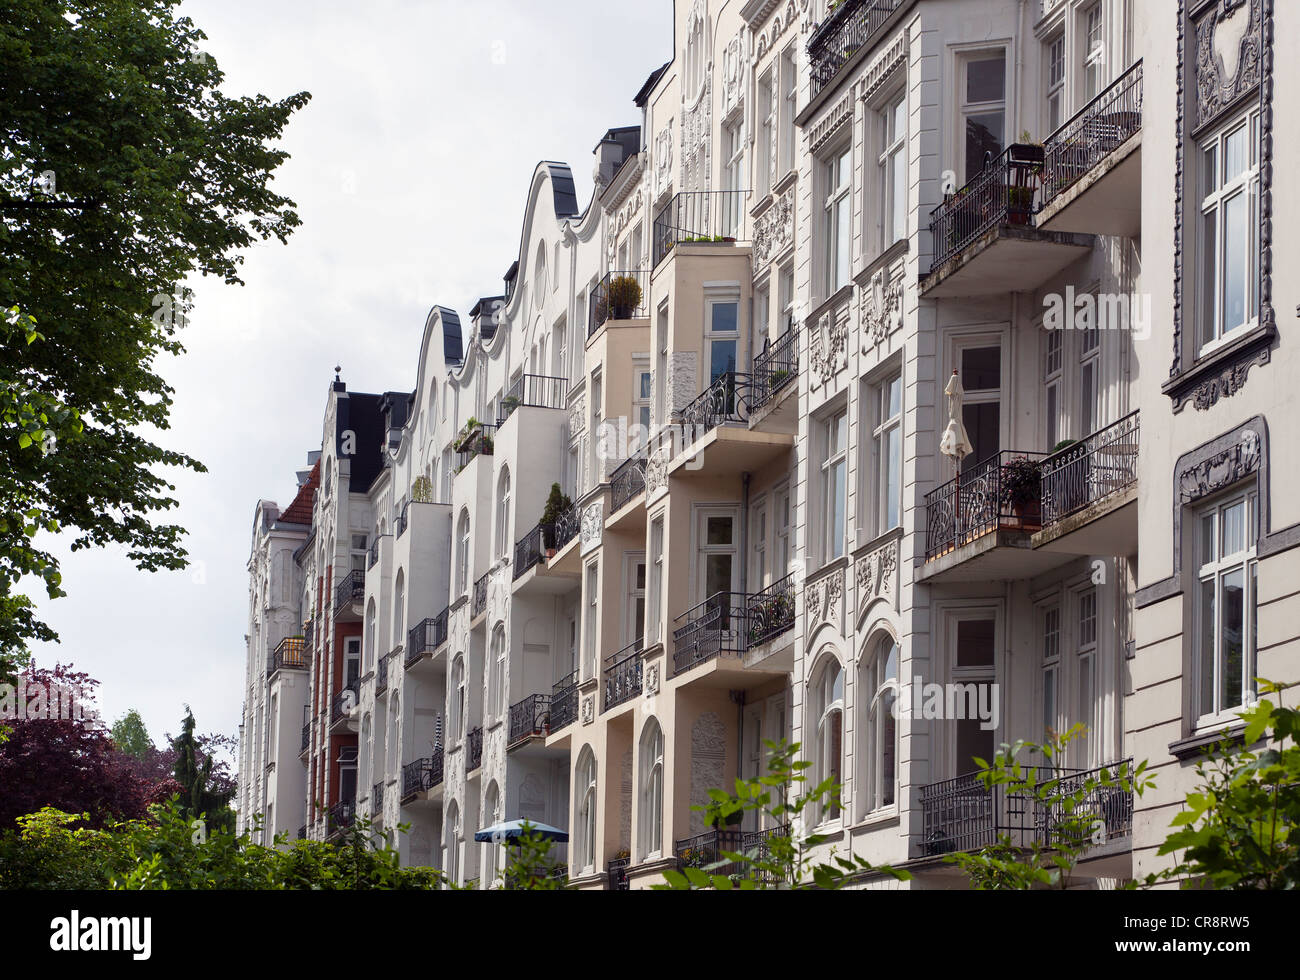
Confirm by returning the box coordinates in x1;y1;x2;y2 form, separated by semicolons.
869;370;903;536
821;409;849;562
584;561;600;682
648;514;665;646
812;656;844;827
957;49;1008;183
879;92;908;249
822;144;852;296
638;719;664;860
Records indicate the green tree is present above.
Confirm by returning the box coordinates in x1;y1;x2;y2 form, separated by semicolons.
498;824;569;890
657;739;912;890
0;1;310;658
110;708;154;758
172;707;234;833
1150;679;1299;889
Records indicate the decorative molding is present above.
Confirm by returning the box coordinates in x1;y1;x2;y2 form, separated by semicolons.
809;303;848;388
580;500;604;554
581;694;595;726
751;0;810;64
568;394;586;436
804;565;845;637
859;264;903;350
655;123;674;198
667;351;698;415
855;538;899;616
644;663;660;697
682;75;712;191
645;446;671;499
1194;0;1260;130
721;31;747;118
752;188;795;267
808;93;853;154
857;28;908;105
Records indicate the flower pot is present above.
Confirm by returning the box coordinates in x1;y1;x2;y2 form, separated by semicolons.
611;304;633;321
1012;497;1042;528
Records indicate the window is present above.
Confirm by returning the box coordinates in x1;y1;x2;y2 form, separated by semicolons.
633;361;652;441
451;656;466;741
1196;489;1259;725
1046;32;1066;133
1075;587;1098;768
1082;4;1104;102
648;516;665;645
484;782;503;884
697;510;738;606
639;719;664;859
626;554;647;643
365;599;377;670
823;146;852;294
870;371;903;535
1044;328;1063;449
495;467;511;559
392;570;405;652
879;94;907;248
584;562;599;681
953;617;996;773
446;801;461;886
960;52;1006;182
1198;109;1261;353
576;749;597;874
778;262;795;334
722;118;746;239
861;637;899;815
489;626;506;721
457;510;470;596
812;658;844;824
706;298;739;384
350;533;368;572
780;46;797;176
821;410;848;561
774;484;792;578
1079;323;1099;438
958;342;1003;469
757;68;775;196
754;282;770;357
1040;602;1062;739
751;499;768;589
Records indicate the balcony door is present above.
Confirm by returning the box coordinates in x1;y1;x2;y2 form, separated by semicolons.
957;342;1003;471
696;508;740;630
950;614;998;777
344;637;361;690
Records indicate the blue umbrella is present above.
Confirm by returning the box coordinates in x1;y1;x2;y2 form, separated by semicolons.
473;819;569;843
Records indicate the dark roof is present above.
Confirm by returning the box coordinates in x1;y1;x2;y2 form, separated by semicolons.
438;307;463;365
635;62;671;107
547;163;579;218
279;460;319;527
335;391;387;492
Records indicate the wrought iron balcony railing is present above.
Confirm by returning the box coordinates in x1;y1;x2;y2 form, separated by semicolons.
333;569;365;614
677;372;755;451
589;270;648;335
514;522;548;580
396;502;410;539
297;825;306;841
1040;61;1142;210
500;374;569;421
455;422;499;471
609;452;647;512
1041;411;1140;527
304;619;314;649
330;679;359;723
508;693;552;746
267;635;308;677
672;593;748;675
929;143;1046;271
924;450;1048;561
400;750;445;802
606;856;631;890
300;722;311;753
472;571;489;619
375;652;393;694
552;502;580;552
808;0;903;98
372;782;384;812
407;610;449;666
326;800;356;836
752;327;798;411
603;639;644;711
466;726;484;772
653;189;750;266
919;761;1134;857
367;538;380;570
746;574;798;648
550;670;579;733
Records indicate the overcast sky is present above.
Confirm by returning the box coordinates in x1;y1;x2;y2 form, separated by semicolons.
27;0;673;754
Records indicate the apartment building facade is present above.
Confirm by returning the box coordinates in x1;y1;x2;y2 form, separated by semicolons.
238;0;1298;888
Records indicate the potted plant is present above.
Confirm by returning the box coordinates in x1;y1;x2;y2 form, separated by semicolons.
606;275;643;320
1005;135;1045;225
540;482;572;554
455;416;483;453
1000;455;1043;527
411;475;433;504
502;394;521;416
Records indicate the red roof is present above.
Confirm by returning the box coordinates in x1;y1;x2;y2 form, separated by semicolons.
280;460;319;527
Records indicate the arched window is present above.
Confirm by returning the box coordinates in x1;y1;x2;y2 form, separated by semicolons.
386;692;400;780
484;781;503;885
488;625;507;720
860;636;899;817
446;801;461;887
457;509;471;595
392;569;405;652
496;467;511;559
812;657;844;824
575;748;598;874
534;241;548;307
365;599;377;670
451;656;466;742
638;718;664;859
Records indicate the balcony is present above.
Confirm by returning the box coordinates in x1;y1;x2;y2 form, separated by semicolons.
923;144;1092;299
396;502;409;539
1034;411;1140;555
333;569;365;618
672;594;747;675
514;523;548;580
808;0;904;99
407;609;448;668
751;327;799;417
472;571;489;621
466;727;484;773
1038;61;1143;237
300;722;311;753
918;761;1134;859
367;537;380;570
326;800;355;839
606;856;631;891
400;750;445;803
603;639;644;712
508;693;552;747
666;373;794;476
653;189;749;267
330;680;359;725
552;502;580;554
588;270;648;336
674;826;787;881
375;652;393;695
549;671;578;734
372;782;384;812
500;373;568;421
609;452;647;514
455;422;499;472
745;574;798;649
304;619;314;649
267;635;308;678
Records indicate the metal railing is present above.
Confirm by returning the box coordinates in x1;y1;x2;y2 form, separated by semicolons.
466;727;483;772
297;825;306;841
508;693;552;746
746;574;798;648
929;143;1045;270
919;761;1134;856
672;593;748;675
653;189;750;266
501;374;569;420
267;636;308;677
678;372;755;450
372;782;384;812
304;619;314;649
400;750;445;802
603;639;644;711
396;502;409;539
1041;61;1143;210
326;800;356;836
455;422;499;471
752;327;798;411
300;722;311;753
924;450;1047;560
367;538;380;570
333;569;365;614
607;856;632;890
552;502;580;552
589;270;648;334
609;452;647;512
330;679;359;724
550;671;578;733
472;571;490;619
808;0;903;98
1041;411;1140;526
514;522;549;579
407;610;448;666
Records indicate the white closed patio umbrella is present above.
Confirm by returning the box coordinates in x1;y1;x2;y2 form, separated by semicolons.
939;371;974;540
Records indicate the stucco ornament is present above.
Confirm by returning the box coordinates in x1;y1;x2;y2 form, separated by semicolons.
580;500;604;553
804;567;844;636
645;445;671;499
581;694;595;726
860;267;903;350
655;123;674;197
855;538;898;615
568;394;586;436
808;309;847;388
753;190;794;267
